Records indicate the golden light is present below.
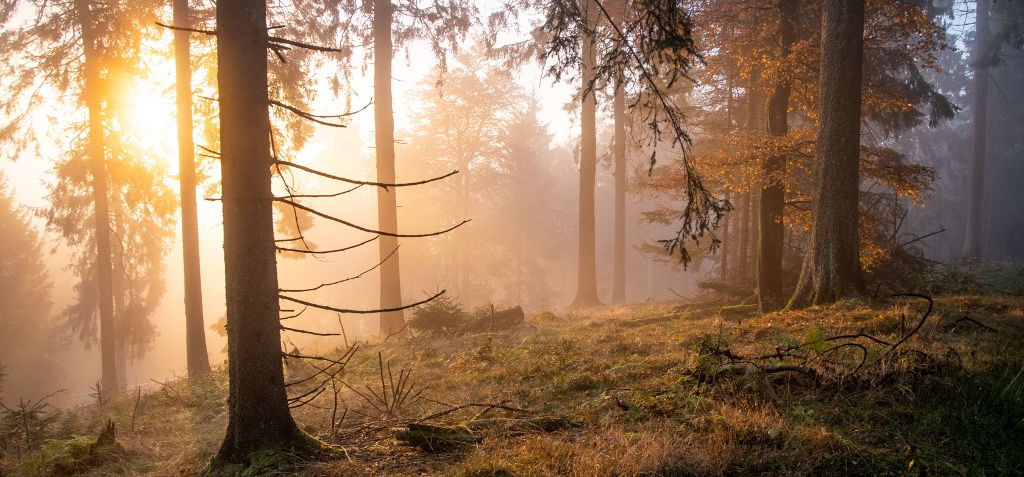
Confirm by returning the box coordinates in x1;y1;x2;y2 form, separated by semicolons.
119;75;179;175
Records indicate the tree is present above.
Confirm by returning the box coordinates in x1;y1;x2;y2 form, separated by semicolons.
404;48;524;301
572;0;601;307
212;0;311;464
962;0;990;260
173;0;211;377
309;0;471;336
75;0;118;394
0;177;60;400
2;0;173;394
788;0;866;307
757;0;798;312
611;76;627;303
372;0;406;336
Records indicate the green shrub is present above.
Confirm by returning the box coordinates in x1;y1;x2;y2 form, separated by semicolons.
409;294;468;334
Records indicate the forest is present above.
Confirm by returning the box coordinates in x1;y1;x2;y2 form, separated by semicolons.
1;0;1023;475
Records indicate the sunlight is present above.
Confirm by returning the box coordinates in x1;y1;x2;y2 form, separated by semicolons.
118;59;179;175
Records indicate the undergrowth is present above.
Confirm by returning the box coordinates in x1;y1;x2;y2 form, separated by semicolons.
1;295;1021;476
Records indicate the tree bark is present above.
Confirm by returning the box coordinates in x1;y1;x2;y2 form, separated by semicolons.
963;0;989;260
173;0;211;377
612;79;626;304
374;0;406;334
74;0;118;396
736;68;763;285
571;0;600;307
214;0;305;463
720;192;731;280
789;0;866;307
757;0;797;312
736;192;751;284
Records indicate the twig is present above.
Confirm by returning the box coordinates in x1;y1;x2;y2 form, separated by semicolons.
275;198;470;238
281;290;445;315
274;160;458;190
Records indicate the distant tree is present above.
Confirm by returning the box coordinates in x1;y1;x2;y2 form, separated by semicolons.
572;0;601;307
0;177;60;400
172;0;211;377
789;0;867;307
962;0;990;260
405;48;523;299
302;0;473;335
0;0;172;393
758;0;799;312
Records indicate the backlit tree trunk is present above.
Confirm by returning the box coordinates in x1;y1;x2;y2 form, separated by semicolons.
572;0;600;307
374;0;406;334
74;0;118;395
214;0;304;462
963;0;989;260
612;80;626;304
757;0;797;312
789;0;866;307
173;0;211;376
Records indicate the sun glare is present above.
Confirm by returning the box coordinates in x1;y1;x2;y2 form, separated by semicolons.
118;57;180;174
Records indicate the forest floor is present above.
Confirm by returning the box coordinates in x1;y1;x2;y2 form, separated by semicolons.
4;294;1024;476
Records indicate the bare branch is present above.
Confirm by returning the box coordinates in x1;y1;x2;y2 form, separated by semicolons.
279;245;399;293
276;235;378;255
275;198;470;238
274;159;458;190
155;22;216;36
280;290;446;315
267;35;342;53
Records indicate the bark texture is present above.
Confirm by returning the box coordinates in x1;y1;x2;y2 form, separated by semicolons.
214;0;304;463
757;0;797;312
736;192;751;284
571;0;600;307
74;0;118;395
173;0;211;377
612;80;626;304
789;0;866;307
963;0;989;260
374;0;406;334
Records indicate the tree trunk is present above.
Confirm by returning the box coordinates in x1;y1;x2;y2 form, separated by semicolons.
213;0;305;463
74;0;118;396
456;162;470;297
789;0;866;307
757;0;797;312
571;0;600;307
963;0;989;260
736;68;763;286
736;192;751;284
612;79;626;304
112;266;128;392
374;0;405;335
173;0;211;377
720;192;731;280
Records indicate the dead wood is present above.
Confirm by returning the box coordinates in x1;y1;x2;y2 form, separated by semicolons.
698;281;753;297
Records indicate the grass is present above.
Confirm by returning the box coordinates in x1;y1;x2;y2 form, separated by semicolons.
2;294;1023;476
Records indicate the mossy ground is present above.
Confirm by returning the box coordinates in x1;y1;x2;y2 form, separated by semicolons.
3;294;1022;476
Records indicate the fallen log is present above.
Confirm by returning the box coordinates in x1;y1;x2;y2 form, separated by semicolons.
698;281;753;297
462;305;525;332
464;415;580;435
394;423;481;452
394;415;579;452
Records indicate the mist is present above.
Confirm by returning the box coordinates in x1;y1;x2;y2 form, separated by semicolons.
1;0;1023;474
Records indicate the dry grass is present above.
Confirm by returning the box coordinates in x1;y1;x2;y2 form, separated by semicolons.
4;294;1023;476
